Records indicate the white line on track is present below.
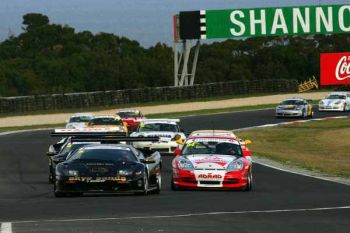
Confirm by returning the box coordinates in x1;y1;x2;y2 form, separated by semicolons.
6;206;350;225
0;222;12;233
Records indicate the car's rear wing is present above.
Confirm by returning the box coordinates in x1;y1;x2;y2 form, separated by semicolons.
70;137;159;143
51;128;158;143
51;128;128;137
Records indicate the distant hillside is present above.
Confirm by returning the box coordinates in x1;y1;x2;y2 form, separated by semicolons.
0;13;349;96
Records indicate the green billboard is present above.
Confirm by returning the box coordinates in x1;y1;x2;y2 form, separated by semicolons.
196;4;350;39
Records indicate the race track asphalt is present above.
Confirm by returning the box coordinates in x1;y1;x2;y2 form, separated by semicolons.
0;108;349;233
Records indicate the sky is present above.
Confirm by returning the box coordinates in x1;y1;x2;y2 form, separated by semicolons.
0;0;348;47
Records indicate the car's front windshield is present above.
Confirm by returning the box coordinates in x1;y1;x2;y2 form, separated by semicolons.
59;143;91;155
182;141;243;157
139;123;178;132
326;95;346;100
68;147;136;162
281;100;304;105
69;116;92;123
89;117;123;126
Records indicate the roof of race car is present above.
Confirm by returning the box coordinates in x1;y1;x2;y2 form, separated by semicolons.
186;136;240;145
70;113;94;118
189;130;236;138
79;144;133;150
91;115;121;119
116;109;141;113
141;119;180;124
282;97;307;101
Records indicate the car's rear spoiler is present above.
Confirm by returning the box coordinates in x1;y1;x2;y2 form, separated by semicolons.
50;129;159;143
51;128;127;137
70;137;159;143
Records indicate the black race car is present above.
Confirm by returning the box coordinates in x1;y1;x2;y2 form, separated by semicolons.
54;144;161;197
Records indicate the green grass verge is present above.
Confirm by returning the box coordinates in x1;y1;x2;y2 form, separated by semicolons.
236;118;350;178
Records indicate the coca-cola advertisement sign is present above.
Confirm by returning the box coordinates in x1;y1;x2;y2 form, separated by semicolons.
320;52;350;86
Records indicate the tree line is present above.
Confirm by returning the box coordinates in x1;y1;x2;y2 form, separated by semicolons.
0;13;349;96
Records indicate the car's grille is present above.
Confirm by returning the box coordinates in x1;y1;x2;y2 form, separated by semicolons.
89;167;109;173
200;181;221;185
223;179;240;184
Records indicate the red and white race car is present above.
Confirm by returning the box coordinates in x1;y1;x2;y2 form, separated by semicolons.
116;109;145;132
171;130;253;191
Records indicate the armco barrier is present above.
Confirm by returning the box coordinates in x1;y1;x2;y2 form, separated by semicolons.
0;79;298;113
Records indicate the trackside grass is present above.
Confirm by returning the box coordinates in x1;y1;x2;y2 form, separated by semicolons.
236;119;350;177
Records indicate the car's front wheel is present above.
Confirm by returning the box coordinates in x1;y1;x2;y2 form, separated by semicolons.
154;173;161;194
171;177;179;191
243;173;253;192
53;182;66;198
141;175;149;195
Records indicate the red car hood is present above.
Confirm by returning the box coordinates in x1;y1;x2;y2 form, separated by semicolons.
185;154;238;170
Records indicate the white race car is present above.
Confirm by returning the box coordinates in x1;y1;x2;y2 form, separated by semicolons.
65;113;94;129
318;92;350;112
130;119;186;154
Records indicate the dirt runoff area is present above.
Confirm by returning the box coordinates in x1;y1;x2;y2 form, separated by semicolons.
0;92;328;128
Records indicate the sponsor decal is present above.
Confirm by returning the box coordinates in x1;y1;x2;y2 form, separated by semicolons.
320;52;350;86
194;156;229;166
198;173;223;179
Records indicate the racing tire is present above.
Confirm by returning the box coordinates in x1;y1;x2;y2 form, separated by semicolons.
301;110;307;119
171;178;179;191
53;183;66;198
142;175;149;195
49;174;54;183
309;110;314;118
154;173;161;194
243;173;253;192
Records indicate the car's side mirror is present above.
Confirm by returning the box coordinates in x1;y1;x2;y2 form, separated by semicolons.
52;157;65;163
173;149;182;156
244;139;252;145
46;151;56;157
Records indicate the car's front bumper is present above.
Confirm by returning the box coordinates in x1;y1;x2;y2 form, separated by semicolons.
173;169;249;189
318;105;343;111
55;176;145;193
275;110;303;117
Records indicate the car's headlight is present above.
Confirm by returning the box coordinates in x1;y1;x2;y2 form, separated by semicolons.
67;170;79;176
334;101;342;105
118;170;133;176
295;106;302;110
178;158;194;171
319;101;324;106
227;159;244;172
276;106;282;110
134;171;143;176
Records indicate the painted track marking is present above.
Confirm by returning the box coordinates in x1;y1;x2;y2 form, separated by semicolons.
0;223;12;233
6;206;350;225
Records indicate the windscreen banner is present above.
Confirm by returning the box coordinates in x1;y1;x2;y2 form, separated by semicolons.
320;52;350;86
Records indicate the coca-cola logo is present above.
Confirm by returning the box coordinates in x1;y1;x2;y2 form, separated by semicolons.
198;173;222;179
335;56;350;81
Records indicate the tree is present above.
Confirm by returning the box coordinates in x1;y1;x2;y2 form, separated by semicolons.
22;13;49;31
